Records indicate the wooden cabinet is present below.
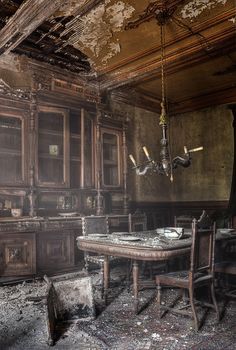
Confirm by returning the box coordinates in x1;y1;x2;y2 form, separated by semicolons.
0;233;36;276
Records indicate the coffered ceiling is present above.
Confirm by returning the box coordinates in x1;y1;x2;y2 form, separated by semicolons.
0;0;235;113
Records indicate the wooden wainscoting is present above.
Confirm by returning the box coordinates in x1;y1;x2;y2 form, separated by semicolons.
130;201;229;229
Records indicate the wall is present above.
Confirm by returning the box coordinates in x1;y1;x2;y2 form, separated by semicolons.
111;100;234;204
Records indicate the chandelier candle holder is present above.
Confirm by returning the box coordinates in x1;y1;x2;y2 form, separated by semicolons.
129;8;203;182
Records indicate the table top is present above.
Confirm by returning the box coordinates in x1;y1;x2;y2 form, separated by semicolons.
77;229;236;261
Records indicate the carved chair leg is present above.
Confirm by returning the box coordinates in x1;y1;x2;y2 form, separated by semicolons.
156;282;161;319
84;253;89;272
189;288;199;331
100;264;104;299
210;281;220;322
103;256;110;305
126;259;132;290
182;288;189;305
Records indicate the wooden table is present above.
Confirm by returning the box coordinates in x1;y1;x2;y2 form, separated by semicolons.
77;230;236;313
77;230;192;312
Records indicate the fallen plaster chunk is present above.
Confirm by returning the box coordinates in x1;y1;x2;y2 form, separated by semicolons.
181;0;228;19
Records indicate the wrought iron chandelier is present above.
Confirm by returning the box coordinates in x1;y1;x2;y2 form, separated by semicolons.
129;10;203;182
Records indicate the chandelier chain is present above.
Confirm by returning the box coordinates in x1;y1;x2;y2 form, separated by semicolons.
159;22;167;126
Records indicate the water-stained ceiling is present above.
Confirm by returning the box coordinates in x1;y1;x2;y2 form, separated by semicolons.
0;0;235;112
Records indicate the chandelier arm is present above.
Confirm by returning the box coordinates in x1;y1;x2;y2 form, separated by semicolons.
172;154;191;169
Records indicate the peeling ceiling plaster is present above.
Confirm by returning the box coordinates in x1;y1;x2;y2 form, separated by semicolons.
60;0;135;66
229;17;236;23
181;0;228;19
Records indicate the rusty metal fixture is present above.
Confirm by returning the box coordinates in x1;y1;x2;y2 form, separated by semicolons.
128;9;203;181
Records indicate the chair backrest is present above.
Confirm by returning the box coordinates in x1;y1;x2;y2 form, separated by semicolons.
190;219;216;276
82;216;109;236
130;211;147;232
174;215;193;229
197;210;213;229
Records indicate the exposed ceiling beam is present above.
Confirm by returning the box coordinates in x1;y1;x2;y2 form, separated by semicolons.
0;0;65;56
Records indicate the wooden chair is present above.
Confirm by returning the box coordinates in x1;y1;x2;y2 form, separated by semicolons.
174;215;193;229
156;219;219;331
81;215;119;297
129;211;147;232
215;238;236;299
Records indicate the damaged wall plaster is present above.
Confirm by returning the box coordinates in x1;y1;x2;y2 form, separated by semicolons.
181;0;228;19
60;0;135;66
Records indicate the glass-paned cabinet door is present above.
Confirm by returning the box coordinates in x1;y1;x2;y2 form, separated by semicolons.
37;107;69;187
81;109;94;188
0;112;26;184
70;110;81;188
70;108;94;188
101;129;121;187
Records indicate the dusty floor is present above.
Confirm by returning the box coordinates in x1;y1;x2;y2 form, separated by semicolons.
0;266;236;350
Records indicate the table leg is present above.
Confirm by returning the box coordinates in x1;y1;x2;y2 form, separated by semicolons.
132;260;139;314
103;255;110;304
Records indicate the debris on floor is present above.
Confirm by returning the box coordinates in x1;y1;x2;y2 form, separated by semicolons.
0;266;236;350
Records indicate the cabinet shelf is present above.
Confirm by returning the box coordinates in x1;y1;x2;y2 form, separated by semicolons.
71;157;81;162
70;133;81;140
39;153;63;160
103;160;118;165
0;125;21;131
39;130;63;137
0;148;21;156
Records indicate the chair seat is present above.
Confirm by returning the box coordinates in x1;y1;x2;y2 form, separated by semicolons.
156;270;212;288
215;261;236;275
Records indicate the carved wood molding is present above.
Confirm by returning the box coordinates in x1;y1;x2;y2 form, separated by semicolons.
51;78;100;103
0;78;30;101
170;86;236;114
0;0;65;55
111;85;236;115
110;90;160;114
100;27;235;91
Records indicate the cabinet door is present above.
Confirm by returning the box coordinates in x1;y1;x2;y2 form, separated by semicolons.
36;107;69;187
0;111;27;185
70;108;94;189
101;128;122;187
0;233;36;276
37;231;74;273
81;109;94;188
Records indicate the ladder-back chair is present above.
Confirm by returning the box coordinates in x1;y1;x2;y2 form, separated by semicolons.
81;215;120;297
156;219;219;331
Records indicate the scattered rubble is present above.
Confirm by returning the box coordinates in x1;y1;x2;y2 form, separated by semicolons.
0;266;235;349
